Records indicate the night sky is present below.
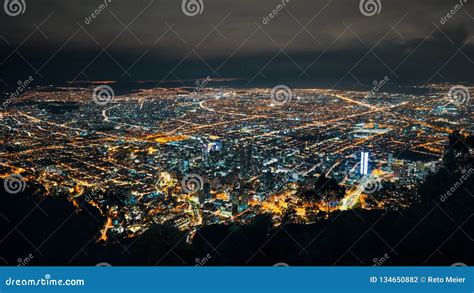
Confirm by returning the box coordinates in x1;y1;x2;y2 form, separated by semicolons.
0;0;473;88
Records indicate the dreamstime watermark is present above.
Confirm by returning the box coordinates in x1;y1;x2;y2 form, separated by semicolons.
1;76;34;112
84;0;112;25
181;173;204;194
270;85;293;106
17;253;34;267
4;174;26;195
95;262;112;267
440;0;468;25
84;193;94;203
273;262;290;267
3;0;26;16
92;85;115;106
447;85;470;106
262;0;290;25
359;0;382;17
368;76;389;97
193;76;211;94
373;253;390;266
440;168;474;203
182;0;204;17
195;253;212;266
5;274;85;287
360;177;383;194
274;169;300;191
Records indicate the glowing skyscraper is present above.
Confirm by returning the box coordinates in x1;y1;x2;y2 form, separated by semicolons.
360;151;369;175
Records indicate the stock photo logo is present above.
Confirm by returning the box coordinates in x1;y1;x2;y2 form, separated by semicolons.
440;0;468;25
84;0;112;25
92;85;115;106
451;262;467;267
361;178;383;194
271;85;293;106
4;174;26;194
448;85;470;106
359;0;382;17
17;253;34;267
181;174;204;194
195;254;212;267
194;76;212;94
3;0;26;16
182;0;204;17
373;253;390;266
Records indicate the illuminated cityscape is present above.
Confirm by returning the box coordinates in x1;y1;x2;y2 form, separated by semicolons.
0;0;472;267
1;83;471;244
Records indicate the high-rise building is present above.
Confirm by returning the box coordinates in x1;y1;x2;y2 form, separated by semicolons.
203;182;211;200
181;159;190;174
210;141;222;152
239;147;246;168
239;145;253;177
264;170;274;191
360;151;369;175
388;153;394;164
230;186;240;205
201;144;210;167
199;182;211;204
247;145;253;170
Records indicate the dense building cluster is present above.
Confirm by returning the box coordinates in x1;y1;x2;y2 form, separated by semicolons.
0;84;471;242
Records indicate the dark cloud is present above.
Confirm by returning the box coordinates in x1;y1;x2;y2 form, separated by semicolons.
0;0;472;87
